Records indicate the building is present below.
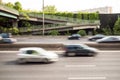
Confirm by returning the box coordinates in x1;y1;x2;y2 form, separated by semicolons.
75;6;112;14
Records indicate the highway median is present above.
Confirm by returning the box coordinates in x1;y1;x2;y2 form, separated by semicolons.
0;42;120;51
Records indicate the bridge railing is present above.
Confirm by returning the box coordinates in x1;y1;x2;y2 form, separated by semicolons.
18;21;100;33
19;24;66;32
20;12;100;24
0;4;19;15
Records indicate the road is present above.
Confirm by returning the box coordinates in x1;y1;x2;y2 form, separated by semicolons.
0;50;120;80
16;36;90;44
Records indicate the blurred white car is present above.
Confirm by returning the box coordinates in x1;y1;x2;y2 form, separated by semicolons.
17;47;59;63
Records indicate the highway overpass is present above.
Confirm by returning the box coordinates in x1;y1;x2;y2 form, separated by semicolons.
0;4;100;34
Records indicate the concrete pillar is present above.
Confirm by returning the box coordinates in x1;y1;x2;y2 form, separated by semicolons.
12;19;18;28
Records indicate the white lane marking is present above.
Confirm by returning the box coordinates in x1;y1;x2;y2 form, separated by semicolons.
68;77;106;80
65;65;96;68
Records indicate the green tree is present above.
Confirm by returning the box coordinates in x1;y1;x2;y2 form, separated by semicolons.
21;21;31;27
44;5;57;13
77;12;82;19
49;30;59;36
77;30;86;36
102;27;111;35
83;13;88;20
113;18;120;35
13;2;22;11
5;2;14;8
12;27;19;34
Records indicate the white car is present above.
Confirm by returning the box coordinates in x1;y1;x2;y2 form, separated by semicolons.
17;47;59;63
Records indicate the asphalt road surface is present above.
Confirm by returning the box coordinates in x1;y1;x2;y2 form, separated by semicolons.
16;36;90;44
0;50;120;80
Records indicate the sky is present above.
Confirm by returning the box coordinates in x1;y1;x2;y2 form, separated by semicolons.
2;0;120;13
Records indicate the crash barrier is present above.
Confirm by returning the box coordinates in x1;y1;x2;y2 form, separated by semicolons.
0;43;120;51
0;43;64;51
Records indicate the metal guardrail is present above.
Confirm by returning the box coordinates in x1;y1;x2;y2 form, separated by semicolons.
18;22;99;33
19;24;66;32
19;12;100;33
0;4;19;15
20;12;100;24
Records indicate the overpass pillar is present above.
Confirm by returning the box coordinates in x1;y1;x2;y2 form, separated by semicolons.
12;19;18;28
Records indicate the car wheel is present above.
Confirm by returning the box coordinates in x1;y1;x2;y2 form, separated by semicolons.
88;53;93;56
17;58;26;64
43;58;49;63
67;53;76;57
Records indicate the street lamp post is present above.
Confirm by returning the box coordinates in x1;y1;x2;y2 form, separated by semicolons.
42;0;45;36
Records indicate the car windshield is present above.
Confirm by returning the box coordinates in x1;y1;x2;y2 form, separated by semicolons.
26;50;38;54
95;34;104;37
72;34;80;36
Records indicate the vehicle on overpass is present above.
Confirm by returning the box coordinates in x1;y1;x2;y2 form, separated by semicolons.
64;44;98;56
17;47;59;63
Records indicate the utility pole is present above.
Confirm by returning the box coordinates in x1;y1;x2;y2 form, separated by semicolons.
42;0;45;36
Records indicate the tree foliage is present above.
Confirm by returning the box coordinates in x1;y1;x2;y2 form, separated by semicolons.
44;5;57;13
49;30;59;36
5;2;14;8
113;18;120;35
77;30;86;36
102;27;111;35
13;2;22;11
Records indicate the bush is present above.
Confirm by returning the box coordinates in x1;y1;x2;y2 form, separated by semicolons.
12;27;19;34
65;31;71;35
102;28;111;35
77;30;86;36
49;30;59;36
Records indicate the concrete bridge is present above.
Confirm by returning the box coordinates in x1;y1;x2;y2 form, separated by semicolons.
0;4;100;34
19;23;99;35
0;5;19;19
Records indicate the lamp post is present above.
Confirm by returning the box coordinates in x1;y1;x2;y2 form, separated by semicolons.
42;0;45;36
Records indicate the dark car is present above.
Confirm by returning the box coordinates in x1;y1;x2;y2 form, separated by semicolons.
0;33;12;38
68;34;81;40
88;34;105;41
64;44;98;56
0;33;17;43
1;38;17;43
96;36;120;43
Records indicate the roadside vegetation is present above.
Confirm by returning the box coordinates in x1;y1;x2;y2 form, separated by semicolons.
77;30;86;36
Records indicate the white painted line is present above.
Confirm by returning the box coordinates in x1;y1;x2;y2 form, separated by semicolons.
65;65;96;68
68;77;106;80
